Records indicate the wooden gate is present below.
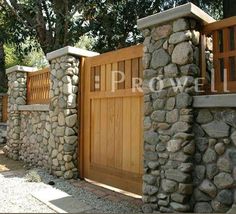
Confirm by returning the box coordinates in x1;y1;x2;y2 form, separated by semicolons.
80;45;144;194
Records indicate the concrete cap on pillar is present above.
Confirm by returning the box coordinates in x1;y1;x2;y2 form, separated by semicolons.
6;65;38;75
46;46;100;61
137;2;215;30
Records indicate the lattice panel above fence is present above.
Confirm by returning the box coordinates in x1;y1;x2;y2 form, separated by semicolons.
27;68;50;104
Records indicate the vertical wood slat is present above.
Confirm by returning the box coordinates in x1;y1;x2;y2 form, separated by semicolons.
118;61;125;89
213;30;221;91
201;34;207;85
112;63;118;91
90;67;95;92
130;97;140;173
125;60;132;89
27;68;50;104
114;97;123;169
223;28;230;84
131;58;139;89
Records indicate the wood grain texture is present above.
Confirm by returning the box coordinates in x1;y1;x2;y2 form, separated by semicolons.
81;45;143;194
27;68;50;104
204;18;236;93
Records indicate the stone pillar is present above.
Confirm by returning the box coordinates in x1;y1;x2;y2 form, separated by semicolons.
137;3;215;213
4;66;37;160
46;47;98;179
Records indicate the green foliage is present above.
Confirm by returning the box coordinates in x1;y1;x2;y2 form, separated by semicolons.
22;49;48;69
1;0;225;56
5;42;48;69
0;86;7;93
83;0;161;53
75;35;96;50
5;44;22;69
1;0;88;54
83;0;223;53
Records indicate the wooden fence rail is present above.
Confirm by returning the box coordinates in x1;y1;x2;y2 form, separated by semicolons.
2;95;8;123
203;16;236;93
27;68;50;105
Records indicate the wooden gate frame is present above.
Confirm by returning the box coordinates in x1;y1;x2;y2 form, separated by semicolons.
78;45;144;193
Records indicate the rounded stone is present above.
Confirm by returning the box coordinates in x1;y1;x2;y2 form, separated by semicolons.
167;139;182;153
52;158;59;167
172;42;193;65
151;110;166;122
215;143;225;155
148;161;159;169
176;93;192;108
203;148;217;164
173;18;189;32
144;131;159;145
211;200;230;213
143;183;158;196
64;170;73;179
151;48;170;69
217;157;231;172
217;190;233;205
151;24;172;40
143;174;156;185
164;63;178;78
64;155;73;162
197;109;213;124
161;179;178;193
57;153;63;161
194;202;212;213
214;172;234;189
169;31;192;44
65;114;77;128
206;164;218;180
58;112;65;126
52;149;58;158
199;179;217;198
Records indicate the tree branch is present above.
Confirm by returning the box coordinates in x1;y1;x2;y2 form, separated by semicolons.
42;0;53;36
1;0;35;30
7;0;38;28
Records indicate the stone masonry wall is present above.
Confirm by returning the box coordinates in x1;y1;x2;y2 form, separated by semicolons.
192;108;236;213
5;54;80;179
19;111;50;169
142;18;200;213
4;71;27;160
48;55;80;179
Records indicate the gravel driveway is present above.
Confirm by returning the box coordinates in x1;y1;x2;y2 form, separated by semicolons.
0;172;55;213
0;145;142;213
0;145;55;213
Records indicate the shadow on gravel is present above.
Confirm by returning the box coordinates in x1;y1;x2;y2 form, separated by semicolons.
0;144;25;178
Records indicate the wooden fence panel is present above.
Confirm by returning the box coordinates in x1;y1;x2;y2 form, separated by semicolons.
203;16;236;93
27;68;50;104
2;95;8;123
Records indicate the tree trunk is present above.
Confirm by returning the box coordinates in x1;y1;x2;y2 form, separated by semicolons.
0;41;7;90
223;0;236;18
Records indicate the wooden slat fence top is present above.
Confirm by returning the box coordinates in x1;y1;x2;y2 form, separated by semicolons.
27;67;50;105
203;16;236;34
